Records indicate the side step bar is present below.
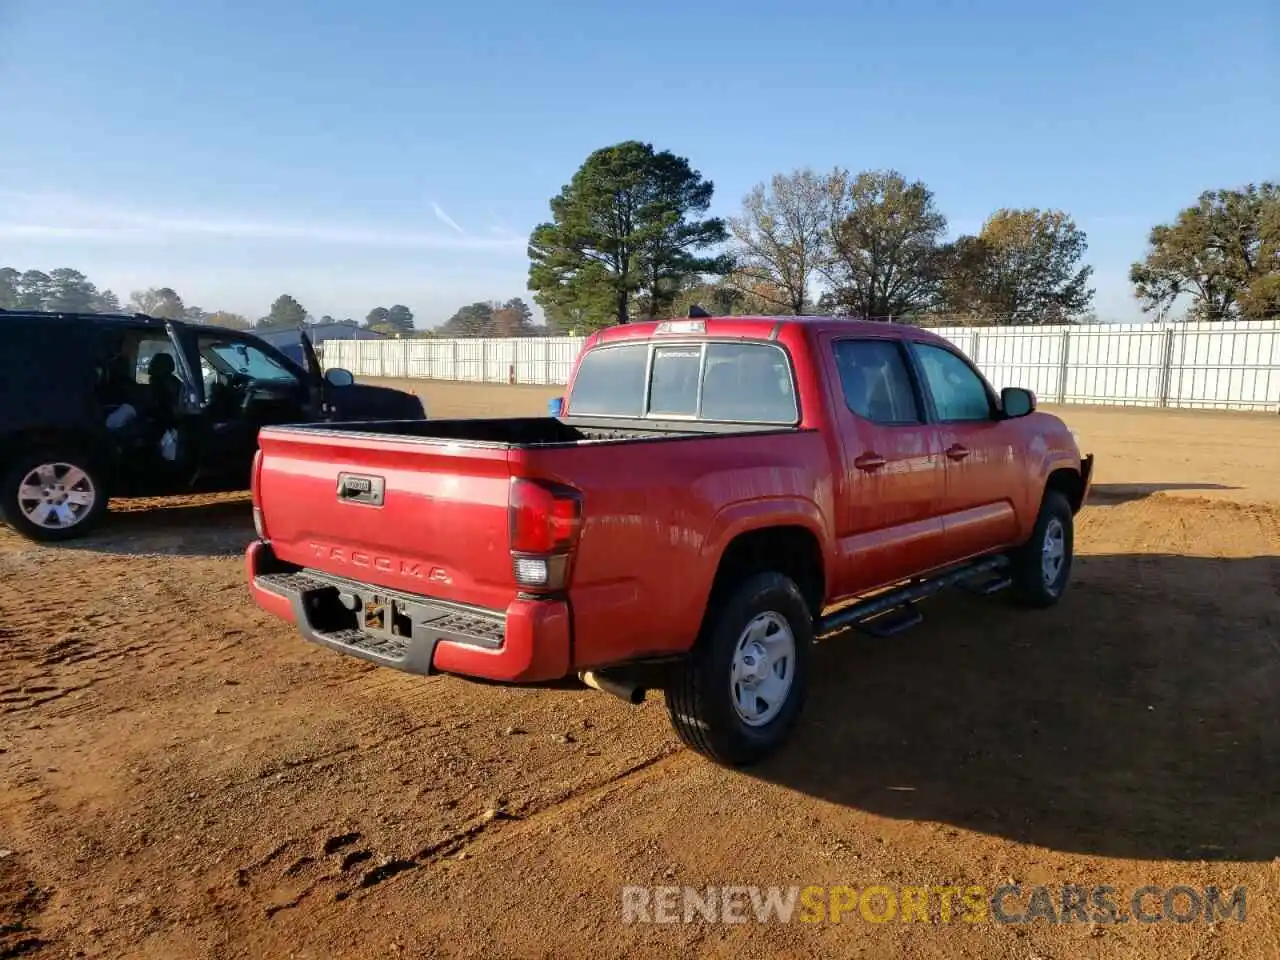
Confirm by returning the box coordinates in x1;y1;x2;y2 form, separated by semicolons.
817;555;1010;638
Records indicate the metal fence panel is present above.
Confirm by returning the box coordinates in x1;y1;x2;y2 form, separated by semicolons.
1168;322;1280;410
320;324;1280;412
972;327;1066;403
1064;323;1168;406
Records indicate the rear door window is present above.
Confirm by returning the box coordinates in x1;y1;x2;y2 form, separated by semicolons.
831;339;922;424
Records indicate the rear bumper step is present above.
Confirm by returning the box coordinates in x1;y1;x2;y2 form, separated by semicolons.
246;540;573;683
254;569;504;675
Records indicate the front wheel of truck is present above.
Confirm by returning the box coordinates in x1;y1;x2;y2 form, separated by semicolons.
663;571;813;766
1009;489;1074;608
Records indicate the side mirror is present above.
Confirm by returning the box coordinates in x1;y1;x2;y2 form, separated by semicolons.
1001;386;1036;418
324;367;355;388
547;396;565;417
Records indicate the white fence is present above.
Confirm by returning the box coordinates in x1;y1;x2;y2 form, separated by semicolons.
322;321;1280;412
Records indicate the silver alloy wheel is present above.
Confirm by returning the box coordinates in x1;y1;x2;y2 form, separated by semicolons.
16;462;96;530
1041;516;1066;586
730;611;796;727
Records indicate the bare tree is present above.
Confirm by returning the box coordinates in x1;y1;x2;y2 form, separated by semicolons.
727;169;833;314
821;168;949;318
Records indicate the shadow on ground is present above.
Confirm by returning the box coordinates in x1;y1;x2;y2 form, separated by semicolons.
63;493;256;558
747;552;1280;862
1088;482;1238;504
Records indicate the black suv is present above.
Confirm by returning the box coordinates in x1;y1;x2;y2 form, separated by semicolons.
0;310;425;542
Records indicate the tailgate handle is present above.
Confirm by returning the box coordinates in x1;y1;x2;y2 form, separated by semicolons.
336;472;385;506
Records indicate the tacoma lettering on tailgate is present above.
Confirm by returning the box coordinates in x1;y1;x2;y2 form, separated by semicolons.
307;542;452;584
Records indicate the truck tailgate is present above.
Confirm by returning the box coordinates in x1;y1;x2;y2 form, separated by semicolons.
255;426;515;611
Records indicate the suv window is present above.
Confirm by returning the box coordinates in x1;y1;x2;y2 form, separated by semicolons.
831;339;921;424
568;341;797;423
914;343;993;421
134;337;179;384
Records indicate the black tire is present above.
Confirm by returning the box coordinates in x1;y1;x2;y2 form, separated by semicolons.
0;449;109;543
1009;489;1074;607
663;571;813;766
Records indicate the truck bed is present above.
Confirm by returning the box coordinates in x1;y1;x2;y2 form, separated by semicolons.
275;415;799;446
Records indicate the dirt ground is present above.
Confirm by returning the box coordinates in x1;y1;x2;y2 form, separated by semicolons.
2;381;1278;960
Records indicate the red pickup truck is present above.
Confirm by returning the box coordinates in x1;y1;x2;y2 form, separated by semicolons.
246;315;1092;765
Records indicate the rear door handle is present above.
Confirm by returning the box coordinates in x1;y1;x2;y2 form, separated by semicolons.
946;444;971;461
854;452;887;472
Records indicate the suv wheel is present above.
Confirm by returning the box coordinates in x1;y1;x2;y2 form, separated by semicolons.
0;450;108;543
1009;489;1074;607
663;572;812;766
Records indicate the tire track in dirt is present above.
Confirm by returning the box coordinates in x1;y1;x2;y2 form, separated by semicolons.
232;744;686;921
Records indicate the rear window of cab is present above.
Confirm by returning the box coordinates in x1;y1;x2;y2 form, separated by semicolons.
567;340;798;423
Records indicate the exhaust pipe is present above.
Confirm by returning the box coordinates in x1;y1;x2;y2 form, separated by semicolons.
579;670;645;705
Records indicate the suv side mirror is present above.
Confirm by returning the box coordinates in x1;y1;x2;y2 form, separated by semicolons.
548;396;565;417
1001;387;1036;418
324;368;355;388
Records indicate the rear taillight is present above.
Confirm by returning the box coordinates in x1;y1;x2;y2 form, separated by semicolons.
508;478;583;591
250;449;268;541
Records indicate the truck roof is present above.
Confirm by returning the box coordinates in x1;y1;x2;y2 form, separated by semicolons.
592;315;955;347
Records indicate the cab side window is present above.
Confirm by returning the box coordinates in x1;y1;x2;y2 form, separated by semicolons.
913;344;993;422
831;339;921;424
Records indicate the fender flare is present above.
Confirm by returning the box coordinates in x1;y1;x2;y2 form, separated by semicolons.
696;496;833;604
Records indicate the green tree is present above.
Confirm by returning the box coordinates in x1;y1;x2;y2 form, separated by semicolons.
541;300;594;335
93;289;121;313
1130;182;1280;321
128;286;185;319
44;268;100;312
1;266;119;313
364;305;414;336
17;270;53;310
491;297;534;336
728;169;834;314
822;169;949;318
528;140;728;331
264;293;307;328
941;209;1094;324
441;301;495;336
386;304;414;333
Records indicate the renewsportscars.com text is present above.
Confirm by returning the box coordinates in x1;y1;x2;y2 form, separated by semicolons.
621;884;1248;925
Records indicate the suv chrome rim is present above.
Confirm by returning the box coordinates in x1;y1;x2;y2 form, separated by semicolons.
1042;517;1066;586
17;463;96;530
730;612;795;727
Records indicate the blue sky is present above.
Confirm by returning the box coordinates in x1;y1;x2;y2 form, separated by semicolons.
1;0;1275;326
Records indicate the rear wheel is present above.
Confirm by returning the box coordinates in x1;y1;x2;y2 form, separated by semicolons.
663;572;812;766
0;450;108;543
1009;489;1074;607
